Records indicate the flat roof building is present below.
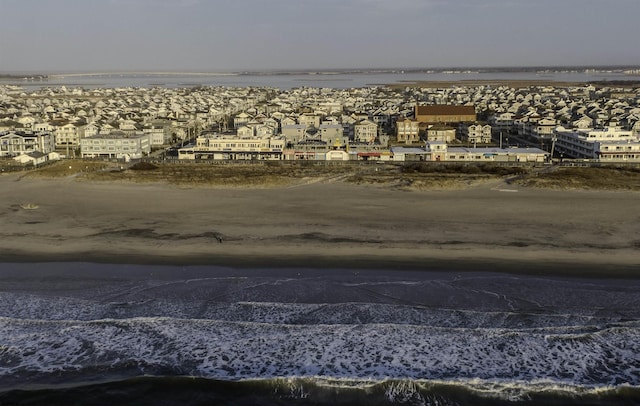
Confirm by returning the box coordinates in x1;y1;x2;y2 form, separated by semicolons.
80;132;151;159
554;126;640;162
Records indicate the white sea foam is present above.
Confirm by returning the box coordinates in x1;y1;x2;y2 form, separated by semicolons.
2;267;640;398
1;316;639;389
2;293;636;330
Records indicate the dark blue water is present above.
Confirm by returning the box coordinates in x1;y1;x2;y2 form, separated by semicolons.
1;263;639;405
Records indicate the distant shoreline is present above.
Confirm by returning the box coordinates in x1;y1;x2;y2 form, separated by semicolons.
2;68;639;90
3;65;640;76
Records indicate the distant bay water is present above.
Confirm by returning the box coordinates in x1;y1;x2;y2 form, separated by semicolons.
2;69;637;90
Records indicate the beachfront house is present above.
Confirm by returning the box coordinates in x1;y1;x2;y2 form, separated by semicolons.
178;133;285;161
80;131;151;160
13;151;49;166
424;142;548;163
54;122;83;148
0;131;56;157
554;126;640;161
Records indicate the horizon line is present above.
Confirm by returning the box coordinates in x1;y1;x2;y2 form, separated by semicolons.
2;64;640;77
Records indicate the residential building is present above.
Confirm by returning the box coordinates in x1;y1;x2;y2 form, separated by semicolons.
233;112;252;129
319;123;346;144
178;133;285;160
281;124;307;144
489;112;515;132
0;131;55;157
396;118;420;144
426;125;457;143
80;132;151;159
554;126;640;161
522;117;557;147
461;123;492;144
298;113;322;128
424;142;548;163
354;119;378;143
142;122;171;146
13;151;49;166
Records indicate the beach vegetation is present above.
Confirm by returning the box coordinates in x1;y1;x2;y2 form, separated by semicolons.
18;159;640;191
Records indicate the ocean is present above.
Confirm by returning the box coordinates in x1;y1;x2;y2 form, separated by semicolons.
1;263;639;405
1;69;637;90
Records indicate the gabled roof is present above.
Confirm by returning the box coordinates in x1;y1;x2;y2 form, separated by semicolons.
416;105;475;116
27;151;47;158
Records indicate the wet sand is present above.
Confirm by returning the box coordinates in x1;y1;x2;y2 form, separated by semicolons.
1;173;639;276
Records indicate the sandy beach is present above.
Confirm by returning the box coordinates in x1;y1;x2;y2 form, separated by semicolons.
1;173;639;276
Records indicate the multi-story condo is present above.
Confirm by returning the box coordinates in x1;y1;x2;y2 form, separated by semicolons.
178;133;285;160
54;122;83;148
281;124;307;145
521;117;557;147
318;123;345;144
298;113;322;128
0;131;55;157
396;119;420;144
143;123;171;146
461;123;492;144
489;112;515;132
554;126;640;162
80;132;151;159
354;119;378;143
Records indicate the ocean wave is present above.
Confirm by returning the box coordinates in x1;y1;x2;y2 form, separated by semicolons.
2;294;638;329
2;265;640;404
1;316;639;389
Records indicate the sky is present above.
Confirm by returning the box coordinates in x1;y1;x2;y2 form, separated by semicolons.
1;0;639;73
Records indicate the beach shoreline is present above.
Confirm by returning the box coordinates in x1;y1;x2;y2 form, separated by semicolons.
2;173;639;278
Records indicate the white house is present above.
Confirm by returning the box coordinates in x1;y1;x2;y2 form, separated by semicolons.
0;131;55;157
142;123;171;146
13;151;49;166
426;125;456;143
298;113;322;128
281;124;307;144
80;132;151;159
178;133;285;161
54;122;83;148
554;126;640;161
233;112;252;128
462;123;492;144
237;125;255;138
396;118;420;144
354;119;378;143
319;123;345;144
424;142;548;163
